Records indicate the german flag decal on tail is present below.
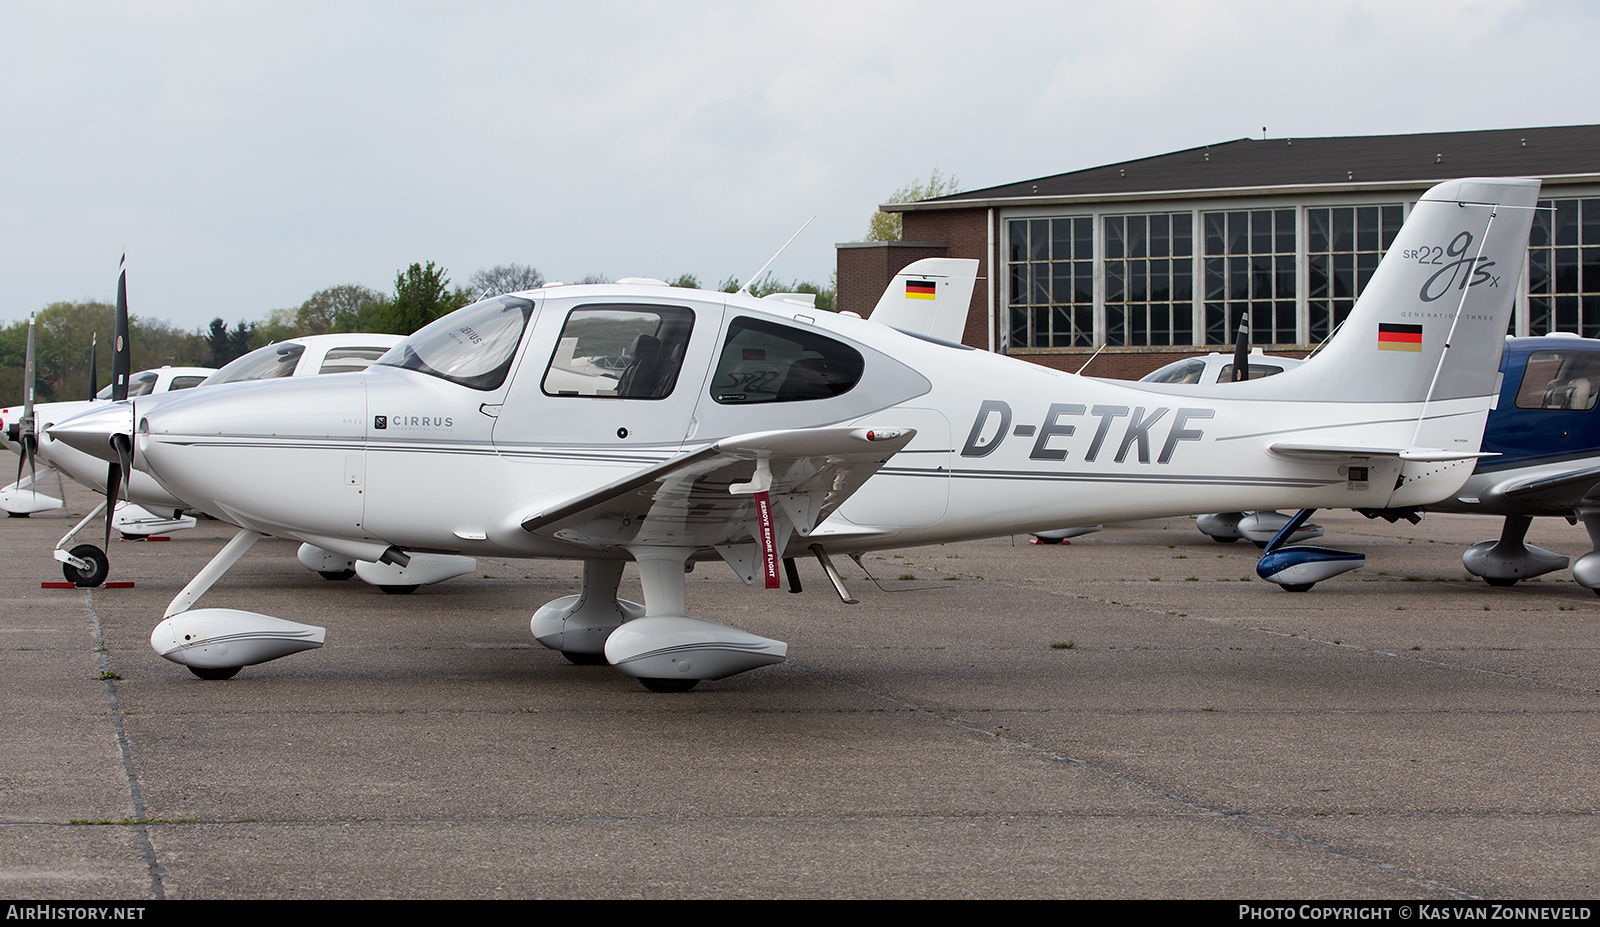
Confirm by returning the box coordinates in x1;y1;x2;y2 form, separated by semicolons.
1377;322;1423;352
905;280;936;300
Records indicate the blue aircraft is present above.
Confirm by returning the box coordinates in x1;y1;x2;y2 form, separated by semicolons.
1237;334;1600;592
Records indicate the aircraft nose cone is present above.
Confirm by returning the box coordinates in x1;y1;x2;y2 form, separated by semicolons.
46;403;132;463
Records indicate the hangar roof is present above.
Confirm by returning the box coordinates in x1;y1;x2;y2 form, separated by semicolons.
892;124;1600;210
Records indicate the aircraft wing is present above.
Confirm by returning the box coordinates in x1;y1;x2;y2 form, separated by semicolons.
1486;465;1600;512
517;426;916;550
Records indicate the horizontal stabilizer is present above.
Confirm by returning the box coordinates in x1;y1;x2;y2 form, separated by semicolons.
1267;441;1487;463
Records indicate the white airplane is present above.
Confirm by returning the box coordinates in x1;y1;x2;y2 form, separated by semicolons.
5;313;401;584
2;365;217;515
52;177;1539;688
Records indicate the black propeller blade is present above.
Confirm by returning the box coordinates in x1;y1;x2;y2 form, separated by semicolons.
15;315;38;492
104;431;132;549
104;255;134;546
1231;311;1251;382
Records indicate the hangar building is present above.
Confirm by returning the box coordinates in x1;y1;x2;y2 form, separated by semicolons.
836;125;1600;380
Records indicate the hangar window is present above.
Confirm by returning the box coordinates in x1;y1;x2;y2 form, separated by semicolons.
1104;212;1194;346
709;317;863;404
1007;217;1093;349
1305;205;1404;344
1203;208;1296;346
542;305;694;399
1527;198;1600;338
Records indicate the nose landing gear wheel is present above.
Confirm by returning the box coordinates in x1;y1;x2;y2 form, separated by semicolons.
63;544;110;587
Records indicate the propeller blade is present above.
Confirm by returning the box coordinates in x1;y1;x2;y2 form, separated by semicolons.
1231;311;1251;382
89;332;98;399
17;315;37;491
104;432;132;549
112;254;131;402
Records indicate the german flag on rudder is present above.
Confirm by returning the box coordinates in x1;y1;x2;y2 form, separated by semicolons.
904;279;936;300
1377;323;1422;352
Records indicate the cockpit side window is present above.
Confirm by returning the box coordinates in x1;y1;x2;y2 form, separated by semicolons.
1515;349;1600;411
542;305;695;399
1141;358;1206;384
710;317;864;404
1216;363;1285;382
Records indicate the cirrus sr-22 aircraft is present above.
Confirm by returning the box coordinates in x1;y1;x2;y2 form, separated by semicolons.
52;177;1539;690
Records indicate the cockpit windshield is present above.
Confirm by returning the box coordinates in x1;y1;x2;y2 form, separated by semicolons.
374;296;535;391
203;343;306;385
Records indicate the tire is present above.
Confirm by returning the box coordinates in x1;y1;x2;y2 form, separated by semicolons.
1280;583;1315;593
1031;536;1063;545
379;584;419;595
638;677;699;693
562;651;608;666
1211;536;1240;544
1484;577;1518;587
62;545;110;587
189;665;241;680
7;511;29;518
318;569;357;581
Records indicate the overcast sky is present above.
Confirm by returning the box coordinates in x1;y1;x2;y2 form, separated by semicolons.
4;0;1598;332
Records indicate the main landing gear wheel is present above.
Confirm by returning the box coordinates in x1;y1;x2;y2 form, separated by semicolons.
318;569;357;581
379;584;419;595
562;651;608;665
638;677;699;693
63;544;109;587
1484;577;1519;587
1280;583;1315;593
1211;536;1239;543
7;511;29;518
188;665;241;680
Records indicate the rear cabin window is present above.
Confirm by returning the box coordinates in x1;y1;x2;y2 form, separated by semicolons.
710;317;863;404
542;305;695;399
1515;349;1600;411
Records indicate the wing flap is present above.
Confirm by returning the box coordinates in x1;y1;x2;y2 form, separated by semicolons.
517;426;916;550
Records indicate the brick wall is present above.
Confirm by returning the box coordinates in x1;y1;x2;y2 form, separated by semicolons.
835;241;948;318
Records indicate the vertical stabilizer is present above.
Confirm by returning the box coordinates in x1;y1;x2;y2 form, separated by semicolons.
866;258;978;344
1287;177;1539;405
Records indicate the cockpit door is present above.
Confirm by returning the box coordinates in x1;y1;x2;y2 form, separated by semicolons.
492;295;725;459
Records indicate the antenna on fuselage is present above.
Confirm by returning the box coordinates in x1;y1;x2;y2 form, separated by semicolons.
735;216;815;296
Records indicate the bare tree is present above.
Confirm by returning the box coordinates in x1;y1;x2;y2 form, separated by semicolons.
469;263;545;300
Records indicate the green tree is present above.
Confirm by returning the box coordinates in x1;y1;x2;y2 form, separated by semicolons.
863;168;961;242
296;284;388;335
379;262;471;335
207;318;255;367
716;272;836;311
